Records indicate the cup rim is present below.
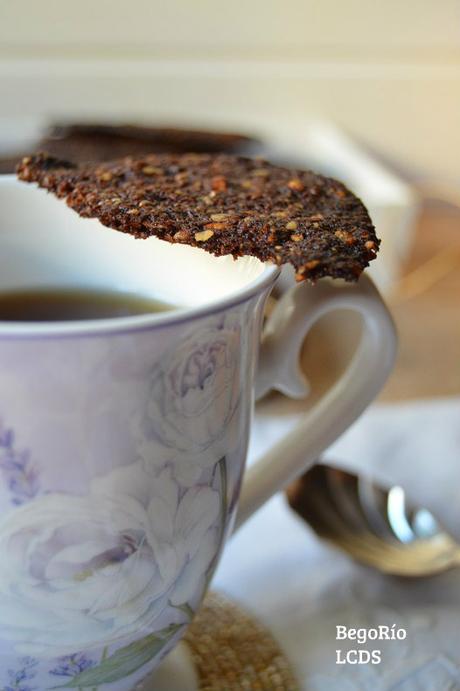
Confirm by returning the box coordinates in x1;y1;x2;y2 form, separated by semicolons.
0;176;279;338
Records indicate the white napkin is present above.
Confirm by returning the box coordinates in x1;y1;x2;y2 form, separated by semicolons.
214;396;460;691
327;397;460;542
249;395;460;542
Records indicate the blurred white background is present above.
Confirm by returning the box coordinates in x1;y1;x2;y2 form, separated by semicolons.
1;0;459;182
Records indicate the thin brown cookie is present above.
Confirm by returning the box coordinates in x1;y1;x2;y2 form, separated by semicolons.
39;123;260;162
0;124;259;173
17;152;378;282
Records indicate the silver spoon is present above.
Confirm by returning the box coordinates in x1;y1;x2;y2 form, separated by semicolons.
286;464;460;577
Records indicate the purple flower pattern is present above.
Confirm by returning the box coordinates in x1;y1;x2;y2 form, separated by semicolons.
49;652;96;678
3;657;38;691
0;421;39;506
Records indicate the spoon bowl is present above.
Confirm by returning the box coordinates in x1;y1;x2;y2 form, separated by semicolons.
286;464;460;577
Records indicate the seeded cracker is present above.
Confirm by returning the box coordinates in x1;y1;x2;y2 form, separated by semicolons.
17;153;379;282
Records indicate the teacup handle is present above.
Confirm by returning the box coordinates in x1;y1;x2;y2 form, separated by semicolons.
235;273;397;529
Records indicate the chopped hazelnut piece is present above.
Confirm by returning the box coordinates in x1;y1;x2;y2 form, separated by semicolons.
211;176;227;192
142;166;163;175
174;230;190;241
195;230;214;242
288;178;304;191
285;221;298;231
204;222;227;231
335;229;355;245
210;213;230;222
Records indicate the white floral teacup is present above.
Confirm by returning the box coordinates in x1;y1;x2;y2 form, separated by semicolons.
0;177;396;690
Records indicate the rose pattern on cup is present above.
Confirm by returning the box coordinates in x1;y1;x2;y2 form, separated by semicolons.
136;313;242;486
0;311;247;690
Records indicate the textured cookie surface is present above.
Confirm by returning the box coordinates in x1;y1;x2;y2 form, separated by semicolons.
17;152;378;281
